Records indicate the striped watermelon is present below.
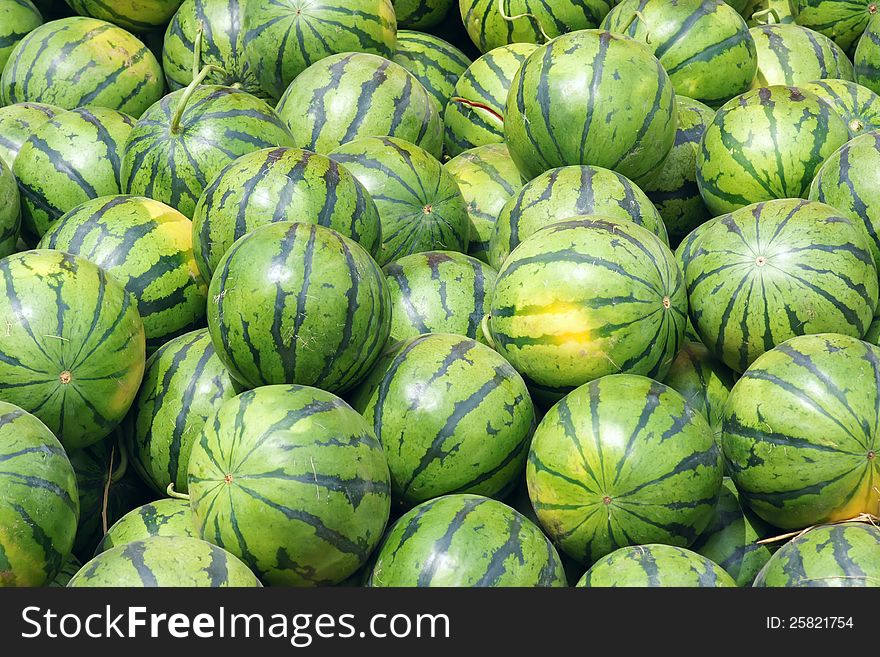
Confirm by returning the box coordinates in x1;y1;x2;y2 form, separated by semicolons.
362;333;535;506
0;17;165;117
754;523;880;587
69;536;261;587
0;0;42;72
0;157;20;259
188;384;391;586
49;555;81;587
208;222;391;392
801;79;880;136
792;0;879;52
577;544;737;587
65;0;183;31
276;53;443;159
443;43;538;158
0;102;59;167
528;374;723;564
368;494;566;587
329;137;470;265
96;499;194;554
489;165;668;270
13;107;134;238
384;252;497;343
505;30;677;183
0;250;146;449
486;217;686;399
162;0;263;98
192;147;382;280
393;30;471;111
0;402;78;587
121;83;295;219
697;86;849;215
751;24;854;86
394;0;454;28
37;195;208;349
679;199;878;373
243;0;397;102
855;14;880;93
723;333;880;528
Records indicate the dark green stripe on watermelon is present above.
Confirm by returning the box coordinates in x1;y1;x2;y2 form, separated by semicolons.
577;544;736;587
0;101;60;168
751;23;854;86
96;498;195;554
393;30;471;111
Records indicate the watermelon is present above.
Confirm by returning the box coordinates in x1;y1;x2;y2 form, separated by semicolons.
0;250;146;449
486;217;686;400
528;374;723;564
576;544;737;587
505;30;677;183
362;333;535;506
792;0;879;52
49;554;81;587
697;85;849;215
754;523;880;586
855;14;880;93
384;252;497;343
443;43;538;158
445;144;525;263
276;53;443;159
0;102;59;167
489;165;668;270
188;384;391;586
96;498;194;554
208;222;391;392
460;0;612;53
0;157;20;259
394;0;454;28
162;0;263;98
329;137;470;265
192;147;382;280
679;199;878;373
723;333;880;529
243;0;397;102
801;79;880;136
367;494;566;586
751;24;854;86
0;17;165;117
0;0;42;72
0;402;78;587
69;536;261;587
37;195;208;349
121;81;295;219
64;0;183;31
13;107;134;238
393;30;471;111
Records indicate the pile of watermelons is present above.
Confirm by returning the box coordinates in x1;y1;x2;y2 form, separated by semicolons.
0;0;878;589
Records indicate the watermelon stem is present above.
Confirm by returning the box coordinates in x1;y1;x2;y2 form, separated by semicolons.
496;0;552;44
170;63;225;134
192;24;204;80
621;11;652;44
450;97;504;124
166;482;191;500
481;313;496;349
750;7;781;25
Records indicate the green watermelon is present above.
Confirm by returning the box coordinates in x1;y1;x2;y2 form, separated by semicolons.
13;107;134;238
577;544;737;587
393;30;471;111
0;101;59;167
65;0;183;31
362;333;535;506
188;384;391;586
48;554;81;586
723;333;880;529
0;402;78;587
697;85;849;215
505;30;677;183
445;144;525;263
486;217;686;400
792;0;879;52
329;137;470;265
276;53;443;159
243;0;397;102
96;498;194;553
121;82;295;219
751;23;854;86
528;374;723;564
0;17;165;117
126;329;236;495
0;157;20;259
855;14;880;93
443;43;538;158
368;494;566;586
0;0;42;72
192;147;382;280
394;0;454;28
37;195;208;349
208;222;391;392
69;536;261;587
679;199;878;373
489;165;668;270
800;79;880;136
754;523;880;586
0;250;146;449
384;252;497;343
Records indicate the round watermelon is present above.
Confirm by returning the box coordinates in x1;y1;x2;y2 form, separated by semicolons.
855;14;880;94
208;222;391;392
0;402;78;587
0;250;146;449
192;147;382;280
0;0;42;72
368;494;566;586
393;30;471;111
792;0;879;52
0;157;20;259
65;0;182;31
0;101;59;167
188;384;391;586
723;333;880;529
801;79;880;138
577;544;736;587
49;555;81;587
96;498;194;554
751;23;854;86
394;0;453;28
0;17;165;117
